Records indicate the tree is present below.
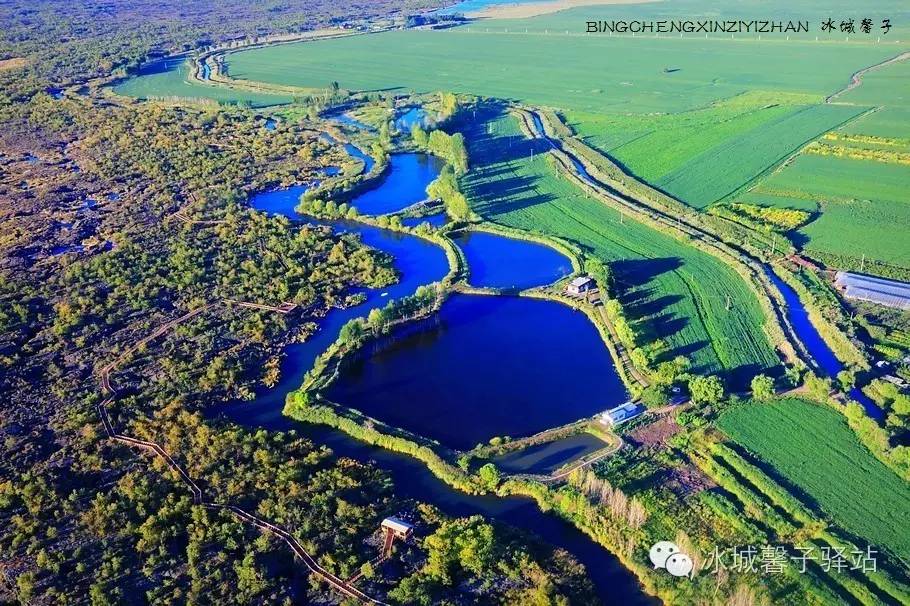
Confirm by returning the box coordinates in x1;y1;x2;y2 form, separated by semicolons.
411;124;428;148
751;374;775;400
689;375;724;405
804;372;833;401
837;369;856;392
640;384;669;408
478;463;500;490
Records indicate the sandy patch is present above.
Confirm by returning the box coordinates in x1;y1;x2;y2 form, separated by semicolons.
470;0;656;20
0;57;28;72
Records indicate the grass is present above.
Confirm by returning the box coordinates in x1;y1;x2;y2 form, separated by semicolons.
113;57;293;107
745;153;910;267
457;105;781;383
734;55;910;270
221;25;898;114
653;103;865;207
717;398;910;559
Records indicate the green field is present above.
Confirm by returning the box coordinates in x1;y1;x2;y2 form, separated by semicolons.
732;54;910;270
568;95;866;208
718;398;910;559
757;154;910;267
113;57;293;107
223;21;897;114
458;107;781;381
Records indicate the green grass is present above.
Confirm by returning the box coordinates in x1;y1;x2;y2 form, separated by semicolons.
717;398;910;559
841;107;910;138
747;154;910;267
736;55;910;270
113;58;293;107
457;107;781;383
221;25;898;114
566;92;813;181
653;103;865;207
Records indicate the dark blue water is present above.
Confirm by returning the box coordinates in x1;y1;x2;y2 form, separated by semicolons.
401;213;448;228
494;433;609;475
352;153;444;215
455;231;572;289
46;88;64;100
264;118;277;131
768;271;884;419
248;184;312;217
232;185;450;416
326;294;628;450
396;107;430;131
215;175;652;605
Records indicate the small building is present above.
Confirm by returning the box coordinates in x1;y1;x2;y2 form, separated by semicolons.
566;276;595;295
381;517;414;540
834;271;910;310
599;402;645;426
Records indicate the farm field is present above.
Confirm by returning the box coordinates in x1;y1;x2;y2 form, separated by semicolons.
456;106;782;383
750;154;910;268
571;100;866;208
223;22;898;114
717;398;910;559
113;57;293;107
731;56;910;273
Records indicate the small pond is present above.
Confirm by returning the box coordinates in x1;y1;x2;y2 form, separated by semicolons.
493;432;610;476
326;293;628;450
352;153;444;215
455;231;572;289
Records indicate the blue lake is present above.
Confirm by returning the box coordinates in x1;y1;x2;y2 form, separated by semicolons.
217;170;648;605
326;293;628;450
240;184;450;415
768;271;883;419
352;153;444;215
455;231;572;289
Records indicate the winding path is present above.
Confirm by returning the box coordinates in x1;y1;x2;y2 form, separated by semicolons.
95;305;386;605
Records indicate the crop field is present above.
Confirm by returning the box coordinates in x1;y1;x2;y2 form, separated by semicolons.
457;107;781;382
223;23;897;114
568;94;866;208
113;58;292;107
718;398;910;559
732;55;910;271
